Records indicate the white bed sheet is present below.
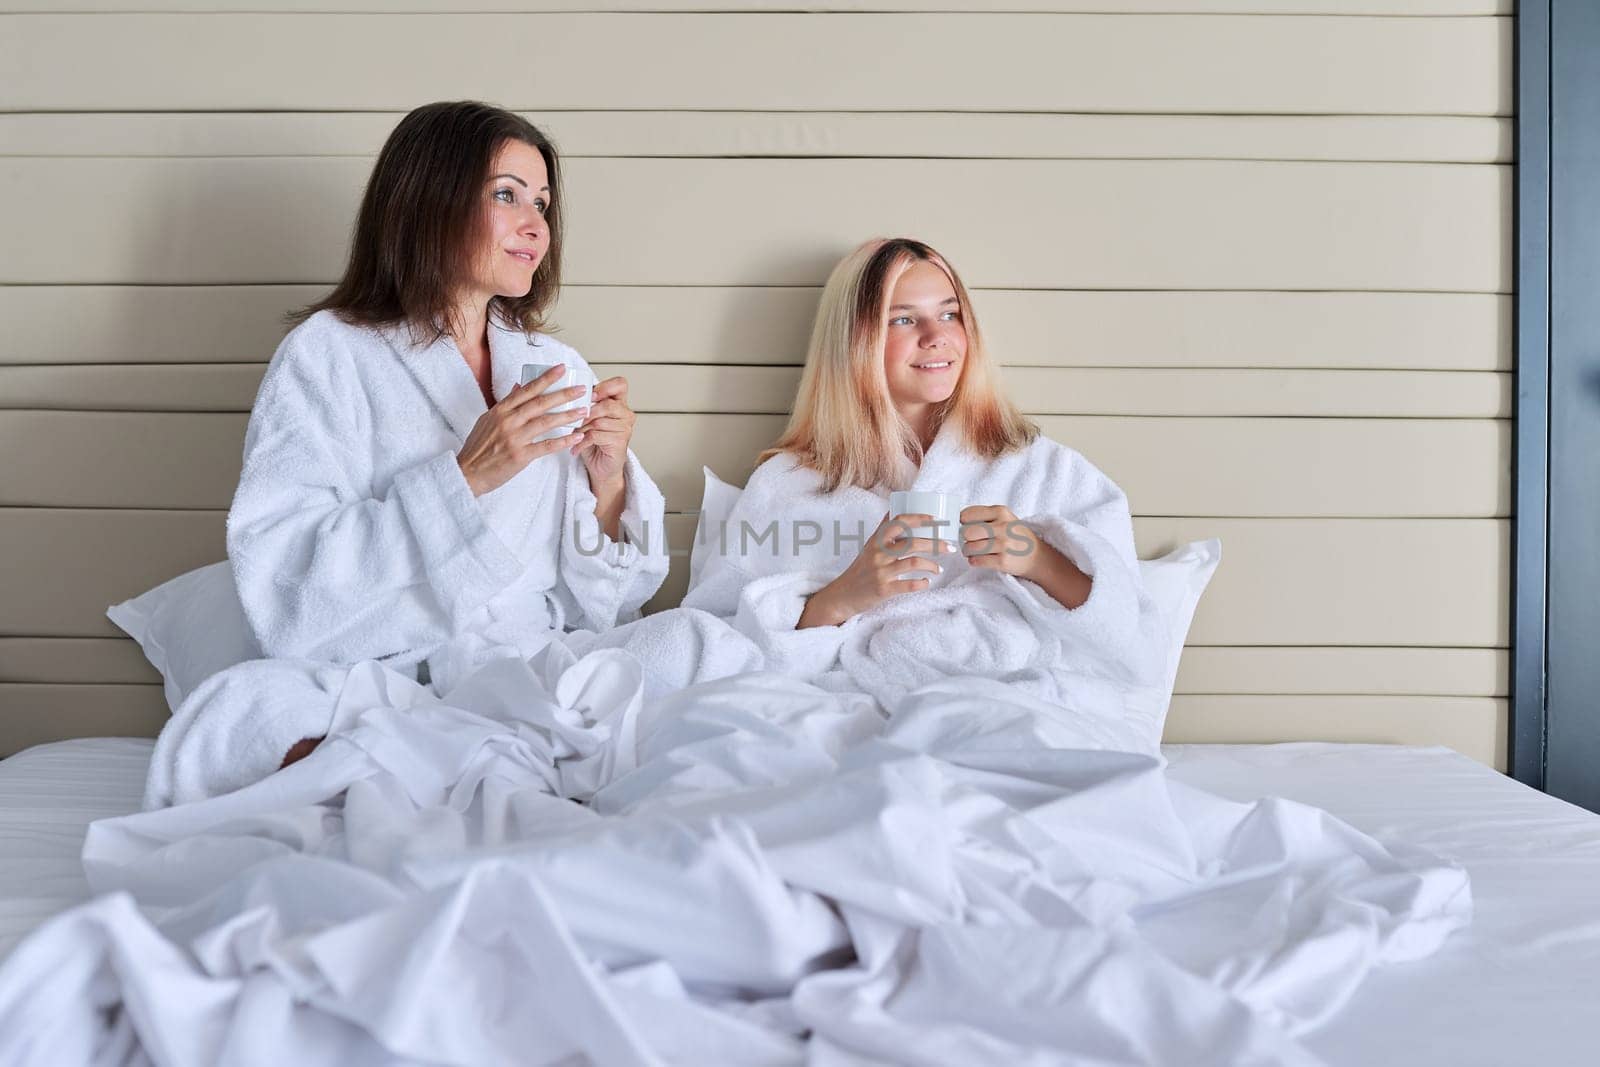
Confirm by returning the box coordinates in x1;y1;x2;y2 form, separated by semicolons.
0;738;1596;1065
0;738;152;960
1164;743;1600;1067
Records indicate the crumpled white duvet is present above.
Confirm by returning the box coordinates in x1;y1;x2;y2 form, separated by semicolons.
0;645;1471;1066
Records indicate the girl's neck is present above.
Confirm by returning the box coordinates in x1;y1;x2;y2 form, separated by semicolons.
897;402;938;453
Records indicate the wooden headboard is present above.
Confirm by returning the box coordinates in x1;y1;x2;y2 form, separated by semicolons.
0;3;1510;766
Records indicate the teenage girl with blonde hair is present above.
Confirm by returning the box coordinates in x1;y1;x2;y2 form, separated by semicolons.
684;237;1165;711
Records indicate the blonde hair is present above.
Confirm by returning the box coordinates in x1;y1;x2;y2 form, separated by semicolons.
761;237;1036;492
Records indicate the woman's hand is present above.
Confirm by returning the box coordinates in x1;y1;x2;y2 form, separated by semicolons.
456;366;589;497
574;376;636;492
960;505;1092;609
798;513;951;628
572;376;636;540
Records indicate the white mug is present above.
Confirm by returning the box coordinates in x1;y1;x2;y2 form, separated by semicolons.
521;363;591;442
888;490;958;547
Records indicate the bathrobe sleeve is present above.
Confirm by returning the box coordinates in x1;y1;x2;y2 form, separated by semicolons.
227;324;523;662
555;446;671;631
1011;441;1166;686
681;457;856;678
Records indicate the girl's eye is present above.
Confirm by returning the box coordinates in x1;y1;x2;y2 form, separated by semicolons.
941;310;961;321
889;315;913;326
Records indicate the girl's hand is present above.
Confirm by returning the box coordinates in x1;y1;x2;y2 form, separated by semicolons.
961;505;1092;609
958;505;1042;578
575;376;636;494
456;365;588;496
799;513;952;628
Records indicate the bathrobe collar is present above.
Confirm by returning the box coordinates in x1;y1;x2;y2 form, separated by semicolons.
908;418;980;492
384;315;551;444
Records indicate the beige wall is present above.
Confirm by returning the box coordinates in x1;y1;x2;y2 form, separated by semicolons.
0;2;1512;765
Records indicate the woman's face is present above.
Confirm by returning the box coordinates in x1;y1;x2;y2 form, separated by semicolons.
881;259;968;414
466;139;551;305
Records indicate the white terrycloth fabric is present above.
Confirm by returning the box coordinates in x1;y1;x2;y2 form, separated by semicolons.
830;571;1162;752
142;658;352;812
682;424;1171;750
0;651;1471;1066
563;607;767;706
227;309;669;683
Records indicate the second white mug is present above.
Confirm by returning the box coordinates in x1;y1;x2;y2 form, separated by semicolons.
521;362;591;442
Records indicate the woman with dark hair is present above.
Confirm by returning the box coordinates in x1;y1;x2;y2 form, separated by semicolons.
144;102;669;802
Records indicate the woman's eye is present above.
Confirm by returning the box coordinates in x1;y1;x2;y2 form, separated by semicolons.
889;315;912;326
493;188;515;204
941;310;961;321
533;198;548;215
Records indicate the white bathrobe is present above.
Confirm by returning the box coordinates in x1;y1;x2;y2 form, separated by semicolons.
228;309;669;683
682;424;1170;751
142;311;673;809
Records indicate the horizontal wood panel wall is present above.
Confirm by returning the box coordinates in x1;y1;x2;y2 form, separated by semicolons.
0;3;1517;13
0;3;1512;770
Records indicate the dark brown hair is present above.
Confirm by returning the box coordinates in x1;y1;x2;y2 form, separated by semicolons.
293;101;564;342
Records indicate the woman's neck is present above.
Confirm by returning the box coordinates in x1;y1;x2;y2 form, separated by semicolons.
448;294;491;361
448;293;495;406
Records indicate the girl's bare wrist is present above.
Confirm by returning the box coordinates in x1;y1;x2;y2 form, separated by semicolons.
800;586;848;629
1020;537;1052;581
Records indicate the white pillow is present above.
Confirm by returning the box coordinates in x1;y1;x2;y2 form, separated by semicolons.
690;468;1219;709
107;560;262;713
689;466;746;587
1138;538;1222;713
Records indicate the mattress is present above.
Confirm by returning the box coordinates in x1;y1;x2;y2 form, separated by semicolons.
1;738;1596;1065
1165;743;1600;1067
0;737;152;960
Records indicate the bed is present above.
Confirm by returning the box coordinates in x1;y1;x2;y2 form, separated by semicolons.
2;734;1596;1065
0;5;1542;1061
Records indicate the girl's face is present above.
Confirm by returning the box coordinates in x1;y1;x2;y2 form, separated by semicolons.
466;139;551;306
881;259;968;414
